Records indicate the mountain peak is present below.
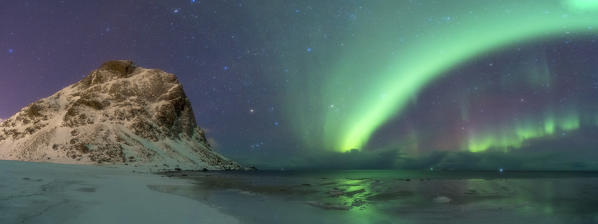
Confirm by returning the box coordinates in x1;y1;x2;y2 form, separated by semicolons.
99;60;136;74
0;61;240;170
77;60;134;88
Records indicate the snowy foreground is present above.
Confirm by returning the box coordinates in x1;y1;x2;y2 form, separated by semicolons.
4;161;598;224
0;160;238;224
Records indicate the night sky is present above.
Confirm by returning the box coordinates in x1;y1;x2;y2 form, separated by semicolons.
3;0;598;170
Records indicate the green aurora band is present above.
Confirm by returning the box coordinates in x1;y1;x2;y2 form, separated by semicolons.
467;111;583;152
290;0;598;152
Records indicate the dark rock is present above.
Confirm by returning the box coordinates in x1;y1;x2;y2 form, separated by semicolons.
306;201;351;210
243;166;258;171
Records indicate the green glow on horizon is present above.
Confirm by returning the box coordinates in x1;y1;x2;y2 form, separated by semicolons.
466;112;583;152
323;1;598;152
544;118;556;135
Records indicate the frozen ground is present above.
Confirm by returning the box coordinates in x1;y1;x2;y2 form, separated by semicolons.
3;160;598;224
0;160;238;224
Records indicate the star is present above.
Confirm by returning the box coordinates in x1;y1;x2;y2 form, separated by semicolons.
8;49;14;54
249;108;255;113
173;8;180;14
306;48;312;52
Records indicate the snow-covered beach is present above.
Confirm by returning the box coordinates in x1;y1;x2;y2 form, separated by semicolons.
3;160;598;224
0;160;238;224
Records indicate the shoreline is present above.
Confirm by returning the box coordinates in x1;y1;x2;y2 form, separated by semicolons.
0;160;239;224
156;168;598;224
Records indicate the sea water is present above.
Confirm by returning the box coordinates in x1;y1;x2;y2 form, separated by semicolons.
151;170;598;224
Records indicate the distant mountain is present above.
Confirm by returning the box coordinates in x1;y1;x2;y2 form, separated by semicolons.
0;60;240;170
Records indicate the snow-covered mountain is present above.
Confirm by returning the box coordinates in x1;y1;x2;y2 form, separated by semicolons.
0;60;240;170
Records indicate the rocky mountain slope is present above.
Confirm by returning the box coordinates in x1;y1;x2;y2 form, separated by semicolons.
0;60;240;170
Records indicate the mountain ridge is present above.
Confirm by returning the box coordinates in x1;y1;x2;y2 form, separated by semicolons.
0;60;240;170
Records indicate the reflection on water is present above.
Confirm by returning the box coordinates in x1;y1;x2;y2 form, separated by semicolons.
152;170;598;224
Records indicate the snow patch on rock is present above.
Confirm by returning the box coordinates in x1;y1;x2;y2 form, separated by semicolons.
0;60;240;171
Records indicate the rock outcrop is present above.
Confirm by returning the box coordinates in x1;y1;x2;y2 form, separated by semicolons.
0;60;240;170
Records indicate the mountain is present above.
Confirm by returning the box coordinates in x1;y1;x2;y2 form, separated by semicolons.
0;60;240;170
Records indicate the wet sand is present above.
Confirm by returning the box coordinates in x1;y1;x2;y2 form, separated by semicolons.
154;170;598;224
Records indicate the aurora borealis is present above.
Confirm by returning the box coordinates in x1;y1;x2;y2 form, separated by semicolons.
3;0;598;169
288;0;598;152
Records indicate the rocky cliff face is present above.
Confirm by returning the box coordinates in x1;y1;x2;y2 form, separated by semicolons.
0;60;240;170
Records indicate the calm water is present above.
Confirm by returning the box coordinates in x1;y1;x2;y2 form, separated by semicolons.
151;170;598;224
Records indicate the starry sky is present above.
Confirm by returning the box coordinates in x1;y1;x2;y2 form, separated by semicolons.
3;0;598;170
